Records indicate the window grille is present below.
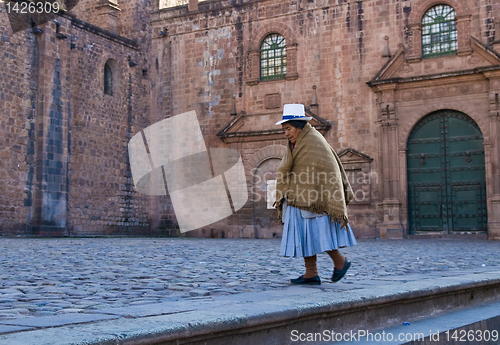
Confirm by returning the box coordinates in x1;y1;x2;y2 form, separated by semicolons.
422;4;457;58
104;63;113;96
260;34;287;81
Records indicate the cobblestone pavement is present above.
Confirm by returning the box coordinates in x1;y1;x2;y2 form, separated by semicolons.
1;238;500;320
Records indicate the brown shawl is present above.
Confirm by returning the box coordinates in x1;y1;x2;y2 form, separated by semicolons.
275;123;354;229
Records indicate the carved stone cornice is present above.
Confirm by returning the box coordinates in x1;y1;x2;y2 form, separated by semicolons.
483;71;500;80
408;23;423;30
490;111;500;121
217;108;330;143
379;119;398;130
96;0;120;10
456;14;472;23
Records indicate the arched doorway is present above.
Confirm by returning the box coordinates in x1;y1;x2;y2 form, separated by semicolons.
252;158;282;238
407;110;487;233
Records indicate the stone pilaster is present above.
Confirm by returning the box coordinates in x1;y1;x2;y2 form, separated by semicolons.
406;23;422;63
246;50;260;85
488;95;500;240
379;119;404;239
377;85;404;239
95;0;120;33
456;14;473;56
32;22;70;236
488;93;500;195
285;43;298;80
188;0;198;12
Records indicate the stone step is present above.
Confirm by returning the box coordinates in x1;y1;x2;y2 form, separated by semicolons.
325;300;500;345
0;271;499;345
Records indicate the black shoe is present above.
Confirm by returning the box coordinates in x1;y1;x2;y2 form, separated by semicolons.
290;275;321;285
331;260;351;282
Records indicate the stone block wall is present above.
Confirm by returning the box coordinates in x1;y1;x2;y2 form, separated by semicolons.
151;0;499;238
0;11;37;235
67;19;149;236
1;0;499;238
0;1;158;236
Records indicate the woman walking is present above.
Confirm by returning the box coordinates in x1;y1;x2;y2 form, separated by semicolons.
275;104;357;285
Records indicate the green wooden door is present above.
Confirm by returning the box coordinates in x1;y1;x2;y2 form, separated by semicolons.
407;110;487;233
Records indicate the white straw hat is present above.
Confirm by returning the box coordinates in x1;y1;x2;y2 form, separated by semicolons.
276;104;312;125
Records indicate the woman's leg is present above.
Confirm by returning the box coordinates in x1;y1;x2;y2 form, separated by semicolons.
326;249;351;282
326;250;346;269
303;255;318;278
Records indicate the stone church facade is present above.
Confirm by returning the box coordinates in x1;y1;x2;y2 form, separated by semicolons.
1;0;500;240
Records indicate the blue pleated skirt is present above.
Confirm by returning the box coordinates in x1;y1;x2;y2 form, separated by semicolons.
280;205;357;257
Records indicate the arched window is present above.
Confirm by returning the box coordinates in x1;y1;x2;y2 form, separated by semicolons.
104;63;113;96
260;34;287;81
421;4;457;58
